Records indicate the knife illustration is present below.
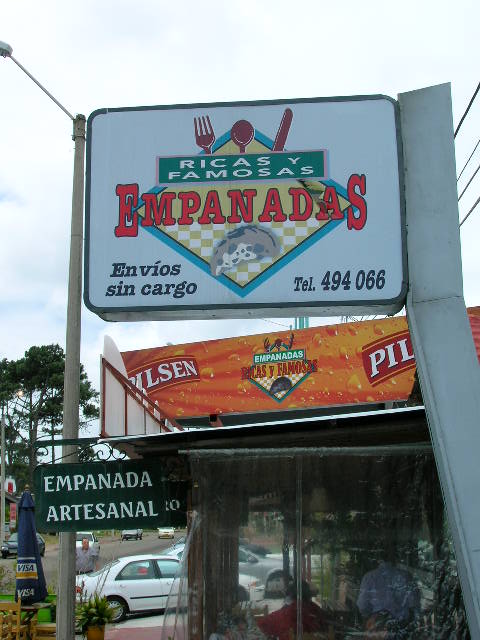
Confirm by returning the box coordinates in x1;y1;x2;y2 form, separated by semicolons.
272;108;293;152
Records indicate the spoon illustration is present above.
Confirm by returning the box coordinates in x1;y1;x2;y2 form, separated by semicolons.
231;120;254;153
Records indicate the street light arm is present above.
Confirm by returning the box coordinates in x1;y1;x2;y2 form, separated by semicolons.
9;54;75;121
0;41;74;121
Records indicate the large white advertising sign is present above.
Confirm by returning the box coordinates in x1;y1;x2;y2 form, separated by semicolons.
85;96;406;320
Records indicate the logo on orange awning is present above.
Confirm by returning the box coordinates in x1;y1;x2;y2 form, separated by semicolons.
362;330;415;387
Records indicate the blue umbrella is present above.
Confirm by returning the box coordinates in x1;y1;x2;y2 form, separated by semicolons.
15;490;47;604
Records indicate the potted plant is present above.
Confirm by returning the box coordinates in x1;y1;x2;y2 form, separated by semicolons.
76;593;114;640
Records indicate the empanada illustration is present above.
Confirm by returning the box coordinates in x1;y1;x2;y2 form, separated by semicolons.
269;376;292;397
210;225;280;276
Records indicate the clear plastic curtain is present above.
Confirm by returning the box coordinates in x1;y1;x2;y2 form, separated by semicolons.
161;510;201;640
161;447;470;640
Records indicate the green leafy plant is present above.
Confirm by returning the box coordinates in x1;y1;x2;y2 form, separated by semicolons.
44;587;57;622
76;593;113;633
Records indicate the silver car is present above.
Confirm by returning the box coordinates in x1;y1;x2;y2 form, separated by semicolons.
121;529;143;541
164;543;264;602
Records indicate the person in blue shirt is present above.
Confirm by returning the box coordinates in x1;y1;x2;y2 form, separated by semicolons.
357;545;420;639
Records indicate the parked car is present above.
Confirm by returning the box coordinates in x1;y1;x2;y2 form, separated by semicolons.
1;532;45;558
157;527;175;539
164;543;263;602
121;529;143;541
240;549;292;598
240;539;272;556
76;554;181;622
238;546;259;564
169;535;186;548
75;532;100;556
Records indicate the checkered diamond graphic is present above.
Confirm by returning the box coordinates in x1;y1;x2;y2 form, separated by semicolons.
135;133;352;295
253;371;308;401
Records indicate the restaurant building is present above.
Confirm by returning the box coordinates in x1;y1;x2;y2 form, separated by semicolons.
98;311;480;639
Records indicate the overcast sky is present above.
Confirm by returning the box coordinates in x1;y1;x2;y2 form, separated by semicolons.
1;0;479;406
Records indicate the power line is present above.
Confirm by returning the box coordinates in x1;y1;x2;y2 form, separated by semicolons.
458;161;480;201
454;82;480;139
460;194;480;227
457;138;480;182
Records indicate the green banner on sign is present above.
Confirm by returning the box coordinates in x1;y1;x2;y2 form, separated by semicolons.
33;459;187;532
157;150;327;185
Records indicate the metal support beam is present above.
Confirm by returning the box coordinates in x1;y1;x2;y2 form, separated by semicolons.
0;44;85;638
56;114;86;640
400;83;480;638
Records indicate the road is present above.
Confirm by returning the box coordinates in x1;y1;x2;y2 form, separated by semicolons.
0;530;184;590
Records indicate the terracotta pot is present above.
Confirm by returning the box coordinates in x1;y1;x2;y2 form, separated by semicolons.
86;625;105;640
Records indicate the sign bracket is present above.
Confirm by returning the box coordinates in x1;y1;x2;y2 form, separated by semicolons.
33;438;126;466
33;437;98;449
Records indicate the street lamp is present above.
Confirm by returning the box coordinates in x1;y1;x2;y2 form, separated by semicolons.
1;41;84;639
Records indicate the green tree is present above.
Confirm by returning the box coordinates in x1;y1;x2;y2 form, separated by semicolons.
0;358;28;485
0;345;99;487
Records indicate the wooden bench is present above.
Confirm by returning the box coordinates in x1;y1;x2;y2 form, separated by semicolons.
0;600;29;640
30;622;56;640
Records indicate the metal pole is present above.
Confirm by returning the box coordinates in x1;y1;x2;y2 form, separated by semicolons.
400;83;480;638
0;413;5;548
0;44;85;638
56;114;86;640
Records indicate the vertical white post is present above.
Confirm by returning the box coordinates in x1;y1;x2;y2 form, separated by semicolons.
400;83;480;638
56;114;86;640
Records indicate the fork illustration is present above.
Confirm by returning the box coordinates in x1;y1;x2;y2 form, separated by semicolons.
194;115;215;154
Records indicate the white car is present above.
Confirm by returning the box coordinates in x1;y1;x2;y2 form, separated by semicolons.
165;543;263;602
76;554;181;622
157;526;175;539
76;532;100;556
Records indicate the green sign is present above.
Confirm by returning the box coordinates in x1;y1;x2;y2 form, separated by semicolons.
33;460;187;532
253;349;305;364
157;150;327;185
